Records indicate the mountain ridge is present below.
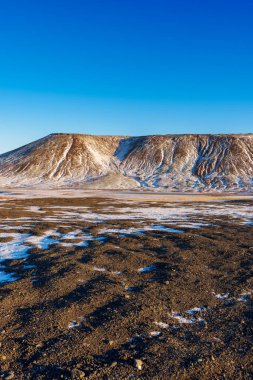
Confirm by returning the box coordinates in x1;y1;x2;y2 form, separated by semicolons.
0;133;252;191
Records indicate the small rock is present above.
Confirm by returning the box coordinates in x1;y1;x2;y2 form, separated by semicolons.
135;359;143;370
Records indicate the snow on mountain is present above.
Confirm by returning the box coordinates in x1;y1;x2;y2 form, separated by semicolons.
0;133;252;191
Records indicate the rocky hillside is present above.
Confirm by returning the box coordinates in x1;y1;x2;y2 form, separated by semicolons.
0;133;252;191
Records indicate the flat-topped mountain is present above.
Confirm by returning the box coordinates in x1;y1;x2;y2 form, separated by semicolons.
0;133;252;191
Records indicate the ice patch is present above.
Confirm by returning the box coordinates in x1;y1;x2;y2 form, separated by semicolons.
99;228;144;235
186;306;207;315
26;206;45;213
149;225;184;233
61;230;103;247
68;321;79;329
124;286;137;292
237;291;252;302
93;266;106;272
0;233;31;262
213;290;252;304
154;321;169;329
2;201;253;226
213;293;229;300
0;232;16;239
176;223;208;229
60;241;89;248
0;270;17;283
0;225;30;230
169;307;207;324
0;228;105;266
25;229;62;249
99;225;183;236
47;206;89;210
24;264;36;269
26;234;60;250
62;230;83;240
138;264;157;273
170;312;194;324
170;311;205;324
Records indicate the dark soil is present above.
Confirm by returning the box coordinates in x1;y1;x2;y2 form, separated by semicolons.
0;198;252;379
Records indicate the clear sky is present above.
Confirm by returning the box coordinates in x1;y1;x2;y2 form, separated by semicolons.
0;0;252;153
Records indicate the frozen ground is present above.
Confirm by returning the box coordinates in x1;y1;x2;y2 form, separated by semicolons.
0;195;252;379
1;188;253;201
0;197;252;285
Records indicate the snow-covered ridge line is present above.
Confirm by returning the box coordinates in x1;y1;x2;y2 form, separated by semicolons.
0;133;252;191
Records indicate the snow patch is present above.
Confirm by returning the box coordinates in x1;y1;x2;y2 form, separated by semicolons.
93;266;106;272
154;321;169;329
138;264;157;273
0;270;17;283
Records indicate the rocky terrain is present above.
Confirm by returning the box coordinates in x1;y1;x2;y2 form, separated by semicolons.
0;196;252;379
0;133;252;191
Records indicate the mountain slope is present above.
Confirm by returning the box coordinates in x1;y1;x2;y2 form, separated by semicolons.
0;134;122;185
0;133;252;191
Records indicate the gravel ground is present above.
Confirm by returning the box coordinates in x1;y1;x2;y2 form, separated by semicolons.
0;198;252;379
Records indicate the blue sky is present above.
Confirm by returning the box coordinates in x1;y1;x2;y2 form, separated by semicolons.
0;0;252;153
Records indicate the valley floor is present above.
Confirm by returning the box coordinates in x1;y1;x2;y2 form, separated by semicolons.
0;194;252;379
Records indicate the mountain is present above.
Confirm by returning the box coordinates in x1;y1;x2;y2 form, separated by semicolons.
0;133;252;191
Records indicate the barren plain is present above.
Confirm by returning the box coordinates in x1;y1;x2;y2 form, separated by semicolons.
0;190;252;379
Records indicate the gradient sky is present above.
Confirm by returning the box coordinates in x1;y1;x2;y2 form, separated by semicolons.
0;0;252;153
